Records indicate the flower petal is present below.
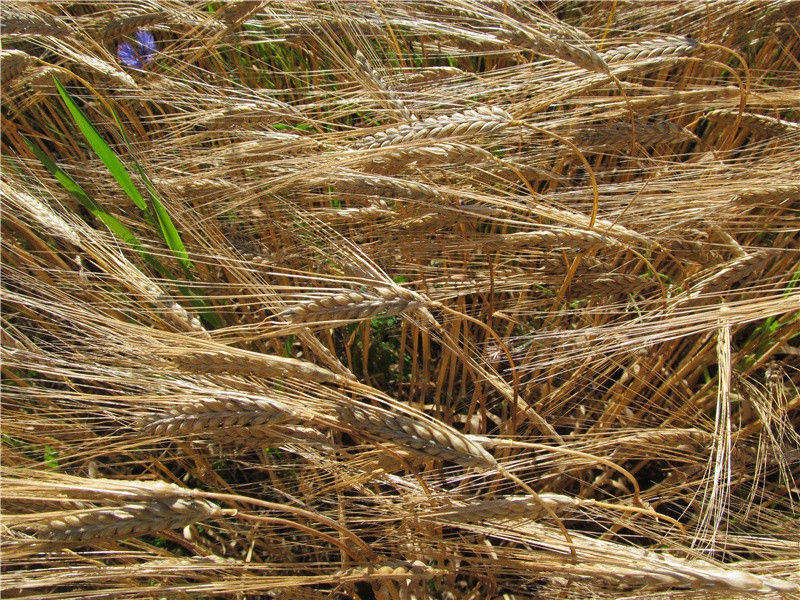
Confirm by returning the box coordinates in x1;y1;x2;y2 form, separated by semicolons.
117;42;142;68
134;29;156;62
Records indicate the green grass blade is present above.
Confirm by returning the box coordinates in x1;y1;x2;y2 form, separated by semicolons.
53;76;148;212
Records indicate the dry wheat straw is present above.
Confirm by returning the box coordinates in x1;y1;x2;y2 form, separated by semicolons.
354;50;416;122
353;106;513;150
602;36;699;63
286;287;421;324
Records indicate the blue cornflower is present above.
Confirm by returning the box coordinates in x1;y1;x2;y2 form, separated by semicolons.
117;30;156;68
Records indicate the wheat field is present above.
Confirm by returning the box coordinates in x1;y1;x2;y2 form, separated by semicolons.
1;1;799;599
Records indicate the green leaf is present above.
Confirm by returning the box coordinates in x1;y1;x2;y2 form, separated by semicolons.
44;445;59;470
23;136;171;278
53;76;149;213
108;107;193;273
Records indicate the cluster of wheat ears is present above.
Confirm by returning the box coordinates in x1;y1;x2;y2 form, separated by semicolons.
1;1;799;599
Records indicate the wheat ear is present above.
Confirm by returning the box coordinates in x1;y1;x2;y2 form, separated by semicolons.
601;36;699;63
336;402;497;468
1;2;70;36
482;228;619;251
30;497;224;544
509;27;609;73
354;50;417;122
1;48;37;81
285;286;422;325
353;106;513;149
705;108;800;135
360;142;495;173
172;348;344;385
141;396;293;436
575;116;695;148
